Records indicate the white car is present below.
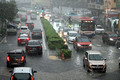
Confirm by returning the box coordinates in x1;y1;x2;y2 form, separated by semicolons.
83;51;106;72
66;31;78;43
20;26;30;34
9;67;37;80
95;25;105;34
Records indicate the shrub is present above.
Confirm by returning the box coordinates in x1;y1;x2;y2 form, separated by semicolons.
41;18;65;50
60;49;72;59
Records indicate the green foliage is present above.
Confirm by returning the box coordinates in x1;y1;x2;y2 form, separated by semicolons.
1;27;6;37
0;2;18;22
60;49;72;59
41;18;65;50
61;44;68;49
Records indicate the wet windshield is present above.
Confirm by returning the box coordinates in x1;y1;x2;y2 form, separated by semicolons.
13;73;31;80
78;37;90;42
109;33;118;37
69;33;78;37
89;54;104;60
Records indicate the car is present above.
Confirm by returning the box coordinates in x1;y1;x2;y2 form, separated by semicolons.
73;24;80;32
73;36;92;51
6;49;26;67
32;29;42;38
17;33;30;45
83;51;107;72
95;25;105;34
9;67;37;80
25;21;34;30
30;14;37;20
115;37;120;48
7;23;17;35
66;31;78;43
62;27;72;38
21;15;27;22
13;18;21;29
102;32;118;45
25;40;42;55
20;26;30;34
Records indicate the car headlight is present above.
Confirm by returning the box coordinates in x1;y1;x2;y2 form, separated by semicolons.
89;63;92;67
110;38;114;41
77;44;81;46
89;44;92;46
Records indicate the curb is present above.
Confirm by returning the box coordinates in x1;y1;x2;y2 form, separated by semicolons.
0;37;6;44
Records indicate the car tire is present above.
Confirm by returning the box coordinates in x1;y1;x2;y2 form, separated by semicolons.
7;63;10;68
83;61;85;67
102;70;106;73
38;51;42;55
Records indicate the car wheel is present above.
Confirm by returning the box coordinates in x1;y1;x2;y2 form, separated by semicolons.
102;70;106;73
7;63;10;67
38;51;42;55
83;61;85;67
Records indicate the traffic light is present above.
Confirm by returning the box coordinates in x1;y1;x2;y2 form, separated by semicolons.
34;5;37;9
41;8;44;12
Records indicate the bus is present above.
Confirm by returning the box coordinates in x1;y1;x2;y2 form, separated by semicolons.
72;17;95;37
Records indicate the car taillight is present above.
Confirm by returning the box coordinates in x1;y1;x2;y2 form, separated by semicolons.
27;47;31;49
21;56;24;61
26;24;28;26
40;32;42;34
19;23;21;26
32;32;34;34
39;46;42;48
18;38;20;40
32;24;34;26
31;75;33;80
11;76;13;80
7;56;10;61
27;38;30;41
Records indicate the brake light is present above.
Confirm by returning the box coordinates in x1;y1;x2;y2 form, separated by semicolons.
27;38;30;41
32;24;34;26
19;23;21;26
32;32;34;34
7;56;10;61
18;38;20;40
31;75;33;80
21;56;24;61
26;24;28;26
11;76;13;80
27;47;31;49
39;46;42;48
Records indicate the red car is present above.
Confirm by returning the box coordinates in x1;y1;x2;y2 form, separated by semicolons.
73;36;92;51
18;33;30;45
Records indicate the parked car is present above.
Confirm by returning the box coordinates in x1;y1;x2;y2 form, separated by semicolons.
25;40;42;55
32;29;42;39
115;37;120;48
73;36;92;51
25;21;34;30
7;23;17;35
83;50;106;72
21;15;27;22
6;49;26;67
9;67;37;80
95;25;105;34
30;14;37;20
102;32;118;45
17;33;30;45
66;31;78;43
13;18;21;29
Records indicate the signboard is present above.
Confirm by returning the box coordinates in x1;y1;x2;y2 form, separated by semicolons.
116;0;120;8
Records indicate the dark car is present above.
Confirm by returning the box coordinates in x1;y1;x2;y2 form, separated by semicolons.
30;14;37;20
102;32;118;45
25;40;42;55
21;15;27;22
115;37;120;48
25;21;34;30
18;33;30;45
73;36;92;51
6;49;26;67
32;29;42;38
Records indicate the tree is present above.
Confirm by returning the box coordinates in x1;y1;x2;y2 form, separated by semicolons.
0;1;18;36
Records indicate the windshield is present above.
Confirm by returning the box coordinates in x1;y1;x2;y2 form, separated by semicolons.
13;73;31;80
28;41;40;45
69;33;78;37
109;33;118;37
81;23;95;31
89;54;104;60
78;37;90;42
